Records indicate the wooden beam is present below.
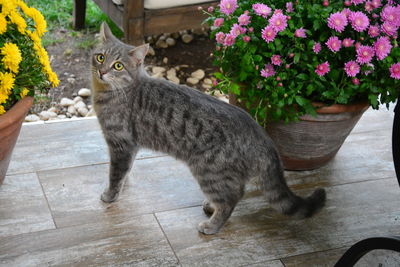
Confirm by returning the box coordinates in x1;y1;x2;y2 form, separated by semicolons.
73;0;87;30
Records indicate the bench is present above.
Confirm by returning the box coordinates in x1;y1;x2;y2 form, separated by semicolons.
73;0;218;45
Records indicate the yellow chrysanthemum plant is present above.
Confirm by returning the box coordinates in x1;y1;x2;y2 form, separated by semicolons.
0;0;59;115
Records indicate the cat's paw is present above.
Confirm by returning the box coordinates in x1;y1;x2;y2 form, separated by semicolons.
100;189;119;203
197;220;221;235
202;200;215;216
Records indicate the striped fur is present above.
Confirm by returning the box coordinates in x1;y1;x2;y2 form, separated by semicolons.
92;23;326;235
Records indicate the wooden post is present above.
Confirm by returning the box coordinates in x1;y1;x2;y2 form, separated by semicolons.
124;0;145;45
73;0;87;30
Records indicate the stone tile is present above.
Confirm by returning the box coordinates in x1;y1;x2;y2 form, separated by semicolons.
0;173;55;238
352;106;394;134
281;247;348;267
38;156;204;228
244;260;285;267
8;118;164;175
0;214;178;267
283;126;395;190
155;179;400;267
282;247;400;267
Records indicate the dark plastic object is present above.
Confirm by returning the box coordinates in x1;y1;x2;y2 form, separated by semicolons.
334;236;400;267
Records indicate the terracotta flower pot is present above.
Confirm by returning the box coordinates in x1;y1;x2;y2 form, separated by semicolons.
0;96;33;185
228;93;369;170
265;101;369;170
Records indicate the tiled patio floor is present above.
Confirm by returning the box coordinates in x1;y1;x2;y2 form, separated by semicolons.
1;108;399;266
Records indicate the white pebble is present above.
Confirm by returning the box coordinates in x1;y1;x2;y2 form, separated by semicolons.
78;88;91;97
60;97;75;107
57;115;67;119
191;69;205;80
78;107;89;117
187;77;199;85
67;105;77;115
48;107;59;114
25;114;40;122
74;101;86;110
39;111;57;121
152;66;166;74
73;96;83;103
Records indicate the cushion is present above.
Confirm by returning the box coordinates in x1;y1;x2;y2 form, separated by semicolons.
144;0;216;10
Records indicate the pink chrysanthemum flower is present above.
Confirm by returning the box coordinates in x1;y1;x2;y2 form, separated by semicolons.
313;42;321;53
368;25;380;37
260;64;275;78
274;9;284;15
286;2;294;13
238;13;251;26
382;22;398;36
326;36;342;52
269;13;288;32
315;62;330;76
352;78;360;85
341;8;352;17
223;34;236;46
261;25;277;43
381;5;400;26
271;55;282;66
348;11;370;32
364;1;374;13
374;36;392;60
356;45;374;64
350;0;365;5
252;3;271;18
327;12;348;32
390;63;400;79
214;18;224;28
230;23;246;37
243;36;251;42
294;28;307;38
219;0;238;15
342;38;354;47
344;61;360;77
371;0;381;8
215;32;225;44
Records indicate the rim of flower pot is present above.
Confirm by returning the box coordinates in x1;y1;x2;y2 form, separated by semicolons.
0;96;34;129
313;100;369;114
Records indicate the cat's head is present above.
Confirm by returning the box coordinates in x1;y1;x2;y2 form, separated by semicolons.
91;23;149;89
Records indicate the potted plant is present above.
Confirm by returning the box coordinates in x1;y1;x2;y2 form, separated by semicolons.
205;0;400;170
0;0;59;184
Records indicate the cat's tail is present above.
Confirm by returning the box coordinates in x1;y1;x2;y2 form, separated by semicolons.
259;153;326;218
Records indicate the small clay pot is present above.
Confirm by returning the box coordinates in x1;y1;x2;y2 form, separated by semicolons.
0;97;33;185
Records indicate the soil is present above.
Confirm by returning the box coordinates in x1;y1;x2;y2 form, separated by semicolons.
36;29;216;113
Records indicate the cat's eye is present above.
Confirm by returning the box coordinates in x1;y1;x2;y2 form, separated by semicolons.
96;54;105;63
113;62;124;71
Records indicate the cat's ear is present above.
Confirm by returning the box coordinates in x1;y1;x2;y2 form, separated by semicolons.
128;44;149;65
99;22;117;43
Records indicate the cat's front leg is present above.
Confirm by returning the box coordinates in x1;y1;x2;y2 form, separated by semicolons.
101;142;138;203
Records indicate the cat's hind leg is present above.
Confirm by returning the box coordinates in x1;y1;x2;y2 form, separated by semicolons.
197;174;245;234
101;143;139;203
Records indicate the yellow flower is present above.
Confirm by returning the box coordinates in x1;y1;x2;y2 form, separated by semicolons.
24;7;47;37
1;43;22;73
0;72;15;94
0;72;14;104
20;88;29;98
8;11;27;34
0;105;5;115
0;15;7;34
0;0;16;16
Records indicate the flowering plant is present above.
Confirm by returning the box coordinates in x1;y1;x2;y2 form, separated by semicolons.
206;0;400;123
0;0;59;115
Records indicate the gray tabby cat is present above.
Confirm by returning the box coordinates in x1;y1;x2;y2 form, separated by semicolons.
92;23;326;235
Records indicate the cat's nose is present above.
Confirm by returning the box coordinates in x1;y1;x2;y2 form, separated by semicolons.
98;70;106;77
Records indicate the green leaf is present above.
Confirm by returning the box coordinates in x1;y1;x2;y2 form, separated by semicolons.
295;96;307;106
294;53;300;63
231;83;241;95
